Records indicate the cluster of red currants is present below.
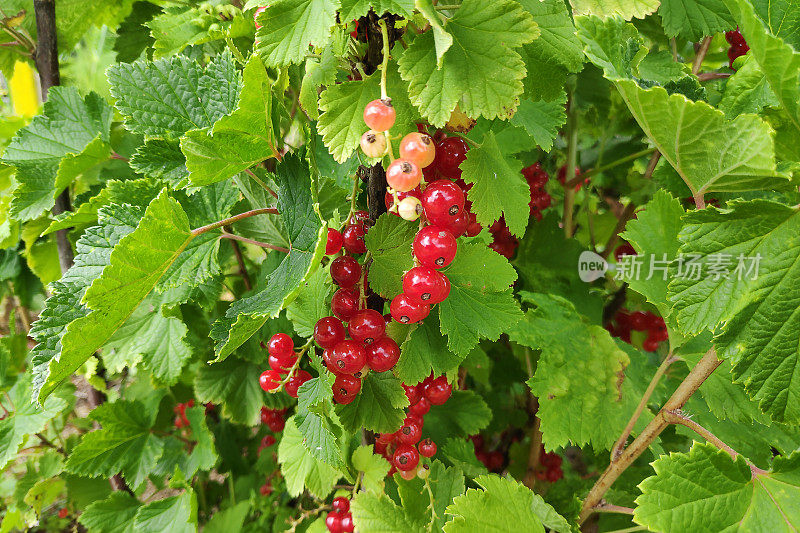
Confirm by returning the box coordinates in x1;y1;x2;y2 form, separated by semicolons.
535;446;564;482
726;29;749;69
470;435;505;472
326;496;354;533
607;309;668;352
373;375;451;478
258;334;312;396
173;400;194;428
258;407;286;455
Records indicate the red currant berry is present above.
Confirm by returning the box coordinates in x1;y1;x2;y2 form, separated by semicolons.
386;159;423;192
366;337;400;372
413;226;457;269
340;514;354;533
330;256;362;288
397;417;422;445
422;180;465;226
393;444;420;471
58;507;69;519
259;434;277;452
465;212;482;237
402;266;450;305
409;397;431;417
649;327;669;343
390;293;430;324
487;451;504;472
352;210;369;222
725;29;746;46
269;351;297;374
343;223;367;254
546;466;563;482
332;373;362;404
434;137;469;178
360;130;387;158
259;369;282;392
330;340;367;375
331;288;361;321
332;497;350;513
363;98;396;132
314;316;346;349
424;375;452;405
268;417;285;433
403;383;422;404
446;209;470;238
267;333;294;358
348;309;386;344
629;311;649;331
326;511;345;533
285;369;312;398
418;438;437;458
399;132;436;168
642;337;660;352
326;228;343;255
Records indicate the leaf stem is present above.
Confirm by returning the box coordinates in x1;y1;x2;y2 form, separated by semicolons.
594;502;635;515
662;410;739;460
693;191;706;209
221;232;290;253
35;432;66;455
611;355;678;460
579;349;722;525
378;19;390;101
424;476;438;531
600;202;637;259
566;148;656;186
692;36;713;75
434;4;461;10
191;208;279;236
245;168;278;198
562;96;579;238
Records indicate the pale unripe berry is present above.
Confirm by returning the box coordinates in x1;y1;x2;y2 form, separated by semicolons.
360;130;387;158
398;196;422;221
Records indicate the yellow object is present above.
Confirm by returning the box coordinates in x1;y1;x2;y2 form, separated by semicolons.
9;61;39;117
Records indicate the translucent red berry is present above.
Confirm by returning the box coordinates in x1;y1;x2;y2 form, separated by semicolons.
267;333;294;358
366;337;400;372
390;293;430;324
403;266;450;305
386;159;423;192
343;223;367;254
409;397;431;417
422;180;465;226
314;316;346;349
269;351;297;374
330;256;362;287
418;438;437;458
332;497;350;513
348;309;386;344
285;369;312;398
332;373;362;404
424;375;452;405
326;228;343;255
330;340;367;375
399;132;436;168
397;417;422;445
326;511;345;533
403;383;422;404
331;288;360;321
393;444;420;471
259;369;282;392
363;98;396;132
434;136;469;178
413;226;457;269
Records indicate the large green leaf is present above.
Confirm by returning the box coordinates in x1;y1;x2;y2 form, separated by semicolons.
277;418;342;498
108;51;240;139
182;55;280;185
397;0;538;126
2;87;111;221
339;0;413;19
635;443;800;532
517;0;584;72
461;132;530;237
194;357;269;426
397;313;465;386
658;0;735;41
570;0;659;19
32;191;196;402
364;213;416;299
668;200;800;423
255;0;339;66
444;475;547;533
335;371;409;434
509;294;633;450
437;243;522;357
210;154;325;360
65;400;164;490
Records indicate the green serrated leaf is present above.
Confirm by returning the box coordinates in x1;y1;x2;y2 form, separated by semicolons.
635;443;800;532
336;371;409;434
718;57;779;119
509;294;631;449
79;491;142;533
66;400;164;490
287;265;333;337
129;140;188;188
518;0;584;72
278;418;341;498
195;357;268;426
398;0;538;126
438;243;522;357
109;51;240;139
351;491;421;532
183;55;280;186
570;0;659;19
351;446;391;493
365;213;416;298
255;0;339;67
397;312;464;386
2;87;111;221
444;475;547;533
509;96;568;153
340;0;414;20
424;390;492;441
658;0;735;40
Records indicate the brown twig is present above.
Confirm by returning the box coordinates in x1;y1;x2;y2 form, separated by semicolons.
692;36;713;75
697;72;731;82
226;228;252;291
595;502;635;515
221;232;289;253
191;208;279;236
601;203;637;259
579;349;722;525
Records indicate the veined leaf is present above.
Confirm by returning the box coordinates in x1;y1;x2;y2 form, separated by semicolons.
255;0;339;67
336;371;409;434
570;0;659;19
364;213;416;299
278;418;342;498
